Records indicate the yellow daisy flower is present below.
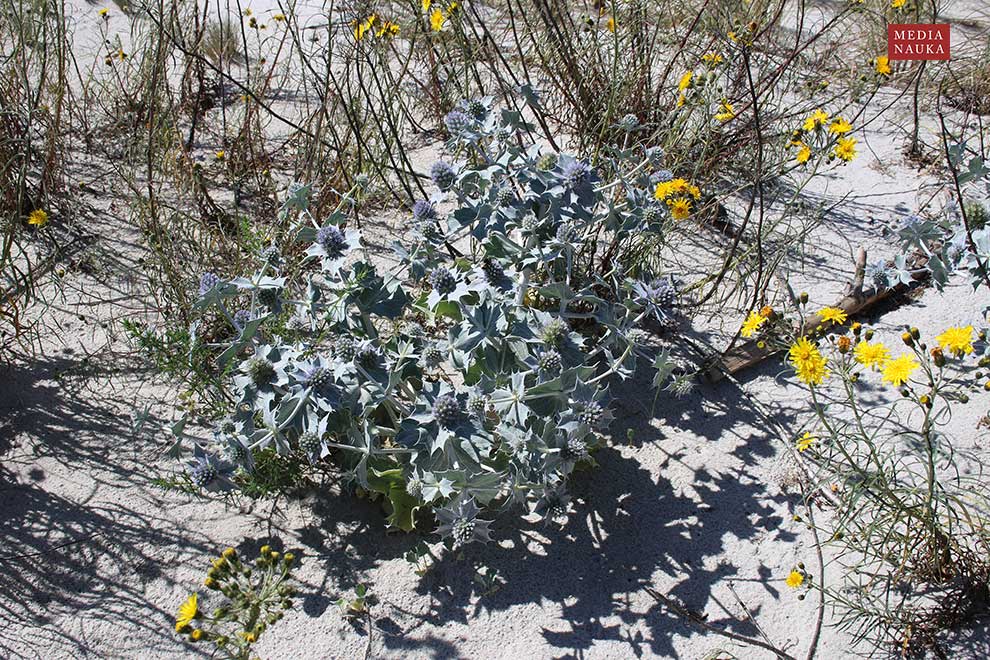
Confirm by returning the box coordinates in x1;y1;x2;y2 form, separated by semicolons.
935;325;974;357
796;432;815;452
874;55;892;76
667;197;692;221
741;311;767;338
175;593;198;631
654;178;700;201
802;108;829;131
376;20;400;37
796;354;829;386
882;354;919;387
353;14;376;40
786;570;805;588
714;100;735;122
818;307;848;325
606;16;615;32
853;340;889;370
795;143;811;164
678;71;693;92
833;137;857;162
27;209;49;227
788;336;817;365
430;7;445;31
828;118;852;134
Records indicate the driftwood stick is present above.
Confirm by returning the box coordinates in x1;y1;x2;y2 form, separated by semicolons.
644;586;798;660
706;248;930;382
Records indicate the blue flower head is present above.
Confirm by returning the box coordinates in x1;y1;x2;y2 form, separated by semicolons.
430;161;456;191
316;225;348;259
412;200;437;222
199;272;220;296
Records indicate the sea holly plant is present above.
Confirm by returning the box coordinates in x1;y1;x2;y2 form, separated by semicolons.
168;97;683;557
873;142;990;298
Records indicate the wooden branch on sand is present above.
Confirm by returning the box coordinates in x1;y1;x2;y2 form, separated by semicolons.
705;248;930;382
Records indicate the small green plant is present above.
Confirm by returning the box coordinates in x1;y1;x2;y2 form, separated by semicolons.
472;564;503;596
173;544;298;660
336;583;373;616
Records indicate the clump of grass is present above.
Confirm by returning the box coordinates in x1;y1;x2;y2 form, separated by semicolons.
944;48;990;116
0;0;70;336
201;20;243;66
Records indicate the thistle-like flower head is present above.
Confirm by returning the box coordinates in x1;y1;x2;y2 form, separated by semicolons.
412;200;437;222
430;161;456;191
432;392;461;428
429;267;457;295
316;225;348;258
199;272;220;296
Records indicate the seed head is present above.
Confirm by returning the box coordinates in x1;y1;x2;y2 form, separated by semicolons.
536;153;559;171
298;431;321;454
577;400;604;428
354;342;380;368
539;351;562;374
540;319;567;347
432;392;461;428
480;257;505;284
333;337;356;361
556;223;577;244
406;475;424;498
429;267;457;295
465;98;487;120
451;519;475;547
642;204;662;225
412;200;437;222
246;357;276;385
260;245;281;265
444;110;473;136
422;344;444;367
257;287;280;309
617;113;639;132
233;309;252;329
562;436;589;460
190;462;218;488
651;169;674;184
562;160;591;188
495;186;515;208
467;393;488;417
